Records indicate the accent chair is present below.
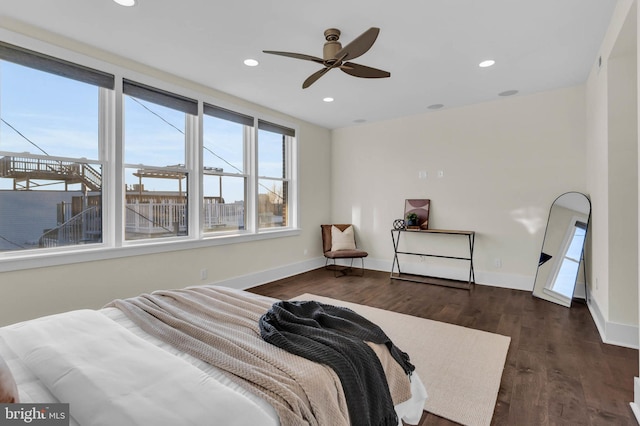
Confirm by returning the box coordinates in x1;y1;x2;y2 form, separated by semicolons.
320;224;368;276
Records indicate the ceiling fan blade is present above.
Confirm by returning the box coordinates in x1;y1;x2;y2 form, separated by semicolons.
334;27;380;61
302;53;347;88
302;67;331;89
340;62;390;78
262;51;324;64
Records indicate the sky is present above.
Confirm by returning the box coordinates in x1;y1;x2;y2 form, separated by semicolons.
0;60;284;199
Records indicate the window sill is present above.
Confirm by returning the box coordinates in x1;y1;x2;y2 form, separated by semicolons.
0;228;301;273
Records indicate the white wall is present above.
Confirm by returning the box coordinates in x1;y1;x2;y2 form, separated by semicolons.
584;2;640;416
585;0;639;349
0;24;333;326
609;53;638;327
331;86;586;290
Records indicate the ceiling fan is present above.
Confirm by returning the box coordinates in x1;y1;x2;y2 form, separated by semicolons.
263;27;390;89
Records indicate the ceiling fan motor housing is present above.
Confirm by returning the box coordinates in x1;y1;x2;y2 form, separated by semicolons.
323;28;342;64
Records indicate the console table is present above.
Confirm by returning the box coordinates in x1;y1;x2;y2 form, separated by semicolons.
390;228;475;289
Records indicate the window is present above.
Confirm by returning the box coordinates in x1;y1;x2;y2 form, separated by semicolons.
0;42;113;252
0;39;299;268
123;80;196;241
202;104;252;233
257;120;294;229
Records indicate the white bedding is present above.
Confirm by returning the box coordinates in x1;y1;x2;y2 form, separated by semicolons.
0;300;427;425
1;309;277;426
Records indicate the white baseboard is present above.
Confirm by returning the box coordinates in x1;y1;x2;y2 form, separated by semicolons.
588;298;639;349
365;257;534;291
631;403;640;424
631;377;640;424
475;270;534;291
211;255;534;293
210;257;325;291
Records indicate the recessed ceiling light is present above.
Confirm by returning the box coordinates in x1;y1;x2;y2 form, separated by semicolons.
479;60;495;68
323;97;334;103
498;90;519;97
113;0;136;6
428;104;444;110
243;59;259;67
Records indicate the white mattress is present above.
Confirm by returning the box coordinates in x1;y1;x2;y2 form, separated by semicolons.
0;305;426;425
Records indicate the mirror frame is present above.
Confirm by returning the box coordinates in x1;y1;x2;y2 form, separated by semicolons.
532;192;591;307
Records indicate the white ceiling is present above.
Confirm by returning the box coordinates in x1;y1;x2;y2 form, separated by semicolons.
0;0;618;129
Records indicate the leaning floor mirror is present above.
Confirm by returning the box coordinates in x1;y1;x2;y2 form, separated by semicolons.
532;192;591;307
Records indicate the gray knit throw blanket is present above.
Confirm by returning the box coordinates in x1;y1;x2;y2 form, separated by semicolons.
260;300;415;426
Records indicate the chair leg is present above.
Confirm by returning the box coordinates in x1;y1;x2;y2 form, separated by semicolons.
349;258;365;276
325;258;341;277
324;257;365;277
349;258;364;276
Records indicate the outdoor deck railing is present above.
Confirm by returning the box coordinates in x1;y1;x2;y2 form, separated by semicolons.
126;201;245;236
203;200;244;230
37;200;246;247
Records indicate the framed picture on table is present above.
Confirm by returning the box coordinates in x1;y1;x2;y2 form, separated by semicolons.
404;199;430;230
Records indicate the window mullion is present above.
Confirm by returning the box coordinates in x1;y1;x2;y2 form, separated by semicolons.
289;134;298;228
188;106;202;239
113;78;125;247
99;86;115;248
247;122;258;233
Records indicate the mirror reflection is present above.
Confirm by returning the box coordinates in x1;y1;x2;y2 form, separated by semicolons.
532;192;591;307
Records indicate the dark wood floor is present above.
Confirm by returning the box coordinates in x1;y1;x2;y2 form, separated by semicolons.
249;268;639;426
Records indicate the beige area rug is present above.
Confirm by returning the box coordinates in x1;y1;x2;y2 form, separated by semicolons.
290;294;510;426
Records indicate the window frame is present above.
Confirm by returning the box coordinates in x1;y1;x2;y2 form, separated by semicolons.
122;79;196;244
0;33;300;273
0;41;111;255
201;103;253;236
256;120;296;231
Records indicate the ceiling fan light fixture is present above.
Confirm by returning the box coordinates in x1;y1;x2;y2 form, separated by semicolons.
243;59;259;67
479;59;495;68
113;0;137;6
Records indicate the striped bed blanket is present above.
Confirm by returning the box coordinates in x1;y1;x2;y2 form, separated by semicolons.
108;286;414;426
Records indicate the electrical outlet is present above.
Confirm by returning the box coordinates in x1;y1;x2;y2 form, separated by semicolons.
303;249;308;256
418;171;427;179
437;170;444;178
200;268;208;280
494;258;502;268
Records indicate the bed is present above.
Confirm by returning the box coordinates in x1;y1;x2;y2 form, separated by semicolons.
0;286;427;426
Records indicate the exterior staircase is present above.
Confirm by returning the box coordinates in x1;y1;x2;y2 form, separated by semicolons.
0;156;101;191
39;205;102;248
